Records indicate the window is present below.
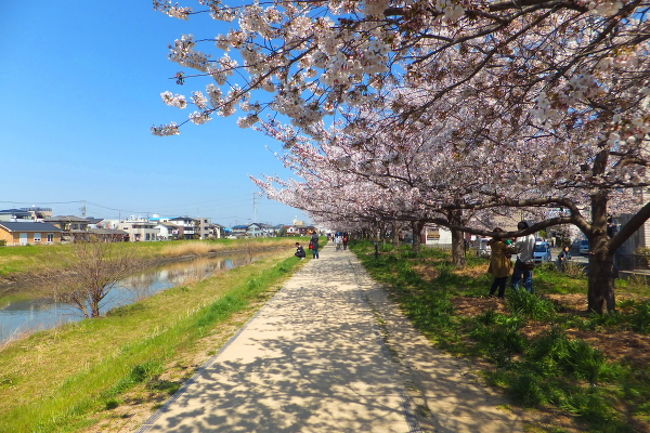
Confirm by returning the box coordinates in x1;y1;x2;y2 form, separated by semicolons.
47;234;54;243
33;233;41;243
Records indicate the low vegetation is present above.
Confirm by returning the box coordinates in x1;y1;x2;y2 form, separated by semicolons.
0;237;306;278
0;250;304;433
351;241;650;433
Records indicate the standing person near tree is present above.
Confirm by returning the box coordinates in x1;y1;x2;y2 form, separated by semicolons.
342;233;349;250
309;232;320;259
556;246;571;272
487;228;513;298
511;221;537;293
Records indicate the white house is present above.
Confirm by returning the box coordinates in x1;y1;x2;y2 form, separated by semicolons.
168;216;197;239
155;222;179;240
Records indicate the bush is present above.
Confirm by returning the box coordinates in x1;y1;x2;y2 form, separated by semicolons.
630;300;650;333
527;328;620;383
507;371;547;406
507;289;556;321
0;239;5;247
471;313;526;365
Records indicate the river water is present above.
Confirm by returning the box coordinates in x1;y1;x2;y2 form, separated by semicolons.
0;252;260;344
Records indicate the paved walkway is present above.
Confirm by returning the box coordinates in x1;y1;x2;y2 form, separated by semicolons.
136;245;521;433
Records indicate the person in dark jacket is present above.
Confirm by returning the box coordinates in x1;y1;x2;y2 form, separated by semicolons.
295;242;306;259
310;232;320;259
556;246;571;271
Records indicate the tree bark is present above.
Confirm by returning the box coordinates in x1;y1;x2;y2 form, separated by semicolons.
411;221;424;253
587;248;616;313
586;189;616;313
449;210;467;268
392;222;401;247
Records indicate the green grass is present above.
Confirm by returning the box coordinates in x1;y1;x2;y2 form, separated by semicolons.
0;250;303;433
350;240;650;433
0;237;310;277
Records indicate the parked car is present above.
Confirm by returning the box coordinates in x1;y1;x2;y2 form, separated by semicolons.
477;238;491;258
578;239;590;255
533;242;552;263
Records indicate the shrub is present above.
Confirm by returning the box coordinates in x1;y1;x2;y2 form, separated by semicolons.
507;289;556;321
630;300;650;333
470;313;526;365
507;371;547;406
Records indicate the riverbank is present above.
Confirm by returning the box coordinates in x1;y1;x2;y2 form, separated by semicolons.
0;237;307;304
351;241;650;433
0;249;305;433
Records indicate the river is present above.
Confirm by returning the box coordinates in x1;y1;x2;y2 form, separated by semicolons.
0;252;263;344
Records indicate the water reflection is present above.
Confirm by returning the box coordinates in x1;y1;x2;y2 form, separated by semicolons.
0;253;257;344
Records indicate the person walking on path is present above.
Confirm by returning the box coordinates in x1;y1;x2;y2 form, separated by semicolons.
334;232;343;251
342;233;349;250
309;232;320;259
511;221;537;293
487;228;513;298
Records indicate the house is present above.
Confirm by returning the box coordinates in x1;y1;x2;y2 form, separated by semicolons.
196;217;211;239
155;222;179;240
0;209;33;222
21;207;53;221
0;222;62;246
45;215;92;242
257;223;278;237
231;225;249;237
247;223;263;237
118;220;159;242
207;223;224;239
168;217;197;240
420;224;452;246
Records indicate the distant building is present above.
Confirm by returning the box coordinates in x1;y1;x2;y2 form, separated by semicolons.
0;222;62;246
45;215;92;242
118;220;159;242
168;217;197;240
155;222;179;240
420;224;452;246
0;209;33;222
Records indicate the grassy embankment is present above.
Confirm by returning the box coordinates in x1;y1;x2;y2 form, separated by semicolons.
351;240;650;433
0;237;306;277
0;248;306;433
0;237;307;304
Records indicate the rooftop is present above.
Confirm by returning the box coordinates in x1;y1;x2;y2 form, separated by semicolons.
0;222;62;233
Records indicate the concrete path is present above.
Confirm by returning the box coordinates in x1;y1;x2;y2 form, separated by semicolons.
136;245;521;433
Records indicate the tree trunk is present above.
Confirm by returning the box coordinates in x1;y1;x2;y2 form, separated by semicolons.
392;222;401;247
451;228;467;268
411;221;424;253
587;189;616;313
449;210;467;268
587;250;616;313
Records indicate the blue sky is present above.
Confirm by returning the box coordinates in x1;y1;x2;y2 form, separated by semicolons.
0;2;307;227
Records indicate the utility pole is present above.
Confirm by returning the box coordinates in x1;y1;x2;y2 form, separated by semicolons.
252;192;258;223
80;200;87;217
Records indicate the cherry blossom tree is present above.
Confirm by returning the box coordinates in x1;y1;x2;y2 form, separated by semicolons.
153;0;650;313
